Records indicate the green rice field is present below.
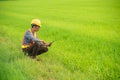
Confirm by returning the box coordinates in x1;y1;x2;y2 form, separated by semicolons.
0;0;120;80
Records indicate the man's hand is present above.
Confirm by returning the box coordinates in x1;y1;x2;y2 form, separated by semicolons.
38;40;54;47
40;40;46;44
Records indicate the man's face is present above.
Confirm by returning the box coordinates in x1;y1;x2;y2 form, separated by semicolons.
33;26;40;32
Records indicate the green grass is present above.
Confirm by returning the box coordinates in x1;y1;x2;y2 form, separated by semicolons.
0;0;120;80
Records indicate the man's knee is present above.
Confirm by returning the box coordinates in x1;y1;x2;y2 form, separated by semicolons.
38;46;48;53
44;47;48;52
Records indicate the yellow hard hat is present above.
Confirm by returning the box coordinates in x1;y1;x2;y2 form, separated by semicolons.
31;19;41;27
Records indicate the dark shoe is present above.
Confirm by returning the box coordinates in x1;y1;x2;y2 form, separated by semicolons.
29;56;36;59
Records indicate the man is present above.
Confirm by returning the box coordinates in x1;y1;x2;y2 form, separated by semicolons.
22;19;52;60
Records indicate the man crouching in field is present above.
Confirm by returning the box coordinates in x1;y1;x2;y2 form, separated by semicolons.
21;19;52;61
